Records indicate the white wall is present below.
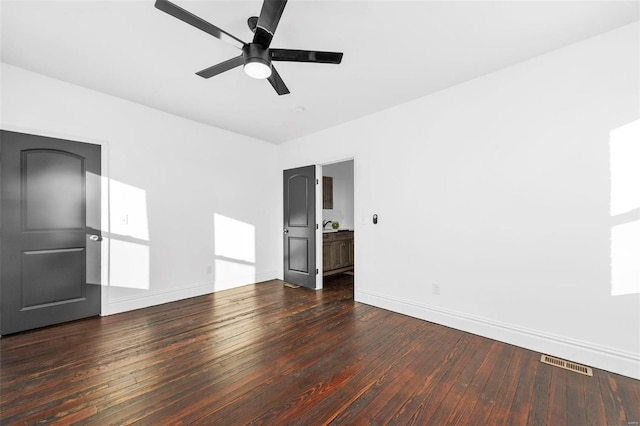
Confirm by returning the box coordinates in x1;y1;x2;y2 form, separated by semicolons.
322;160;354;230
1;63;281;315
280;23;640;379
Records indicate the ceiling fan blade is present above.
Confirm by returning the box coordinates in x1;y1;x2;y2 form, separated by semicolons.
253;0;287;48
155;0;245;49
270;49;343;64
267;66;290;96
196;56;244;79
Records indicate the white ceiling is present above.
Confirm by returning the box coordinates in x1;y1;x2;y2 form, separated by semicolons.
1;1;638;144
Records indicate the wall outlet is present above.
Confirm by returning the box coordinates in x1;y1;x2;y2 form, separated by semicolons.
432;283;440;295
119;214;129;225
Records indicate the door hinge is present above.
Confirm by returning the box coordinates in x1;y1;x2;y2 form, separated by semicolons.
316;268;319;275
316;179;319;185
316;224;319;230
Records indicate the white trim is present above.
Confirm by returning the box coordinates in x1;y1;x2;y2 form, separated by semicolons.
355;289;640;380
103;271;278;316
315;164;323;290
103;283;212;316
212;271;278;293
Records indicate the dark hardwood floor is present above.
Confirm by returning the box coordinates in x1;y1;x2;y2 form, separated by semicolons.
1;275;639;425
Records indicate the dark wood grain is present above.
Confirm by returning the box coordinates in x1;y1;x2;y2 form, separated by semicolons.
1;275;639;425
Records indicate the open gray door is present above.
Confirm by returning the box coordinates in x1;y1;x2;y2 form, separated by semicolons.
283;165;316;289
0;130;101;335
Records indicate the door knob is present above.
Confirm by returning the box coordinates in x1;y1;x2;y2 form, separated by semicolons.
283;229;289;234
89;234;102;242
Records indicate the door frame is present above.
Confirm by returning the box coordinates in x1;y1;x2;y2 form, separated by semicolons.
314;164;323;289
0;125;111;316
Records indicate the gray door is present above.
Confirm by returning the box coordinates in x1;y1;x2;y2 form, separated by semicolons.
0;130;101;335
283;165;316;289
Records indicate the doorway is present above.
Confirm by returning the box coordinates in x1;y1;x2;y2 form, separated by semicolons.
320;159;355;293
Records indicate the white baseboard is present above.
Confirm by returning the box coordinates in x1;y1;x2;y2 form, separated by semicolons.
356;289;640;380
211;271;279;292
102;271;278;316
102;283;212;316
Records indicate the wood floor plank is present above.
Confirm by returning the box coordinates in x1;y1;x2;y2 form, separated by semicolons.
416;335;494;424
565;369;588;426
545;364;568;425
193;308;413;424
1;275;639;425
459;342;516;424
382;326;467;424
598;369;640;425
90;302;366;424
297;316;422;424
483;345;525;425
322;323;451;424
615;372;640;425
507;350;541;425
84;294;359;423
527;356;553;426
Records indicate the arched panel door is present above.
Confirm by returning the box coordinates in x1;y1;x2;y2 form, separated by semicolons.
283;165;316;289
1;130;101;335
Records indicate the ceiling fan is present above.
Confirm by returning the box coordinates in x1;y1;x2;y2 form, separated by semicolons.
155;0;343;95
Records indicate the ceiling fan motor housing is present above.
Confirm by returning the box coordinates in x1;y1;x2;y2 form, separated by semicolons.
243;43;272;69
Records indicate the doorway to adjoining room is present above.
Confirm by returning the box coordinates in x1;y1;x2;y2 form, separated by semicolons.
321;160;354;293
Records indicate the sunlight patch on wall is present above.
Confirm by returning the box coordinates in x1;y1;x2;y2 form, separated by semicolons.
110;179;149;241
214;213;255;263
105;178;151;290
215;259;256;288
213;213;255;288
611;222;640;296
610;119;640;296
109;238;150;290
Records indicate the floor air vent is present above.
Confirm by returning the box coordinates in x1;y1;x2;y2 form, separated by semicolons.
540;354;593;376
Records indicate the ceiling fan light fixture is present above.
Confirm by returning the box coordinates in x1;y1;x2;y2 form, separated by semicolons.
243;43;272;79
244;59;272;79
